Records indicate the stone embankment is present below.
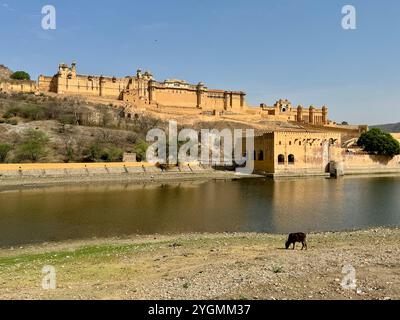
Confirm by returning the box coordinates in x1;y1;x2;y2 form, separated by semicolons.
0;162;246;188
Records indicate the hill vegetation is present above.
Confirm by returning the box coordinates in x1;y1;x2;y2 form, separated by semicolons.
371;122;400;133
0;92;165;163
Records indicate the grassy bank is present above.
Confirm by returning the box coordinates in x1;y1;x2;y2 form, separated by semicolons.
0;228;399;300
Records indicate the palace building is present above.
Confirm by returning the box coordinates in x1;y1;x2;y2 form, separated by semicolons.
1;62;331;125
35;62;329;123
249;130;342;177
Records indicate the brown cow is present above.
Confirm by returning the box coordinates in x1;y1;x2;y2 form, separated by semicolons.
285;232;307;250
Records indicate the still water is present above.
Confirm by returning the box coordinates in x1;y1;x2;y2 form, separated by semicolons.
0;176;399;246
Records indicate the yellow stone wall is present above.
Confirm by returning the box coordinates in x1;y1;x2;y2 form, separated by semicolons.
0;162;154;171
253;131;342;175
0;80;37;93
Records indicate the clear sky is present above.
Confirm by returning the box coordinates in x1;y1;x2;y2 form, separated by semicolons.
1;0;399;125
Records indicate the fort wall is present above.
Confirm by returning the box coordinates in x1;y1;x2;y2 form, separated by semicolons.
343;153;400;175
0;79;37;93
1;62;330;125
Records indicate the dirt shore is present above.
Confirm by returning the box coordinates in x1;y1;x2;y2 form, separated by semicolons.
0;228;398;300
0;171;257;190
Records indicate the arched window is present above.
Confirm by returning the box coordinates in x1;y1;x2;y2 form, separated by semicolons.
253;150;256;160
278;154;285;164
288;154;295;164
258;150;264;161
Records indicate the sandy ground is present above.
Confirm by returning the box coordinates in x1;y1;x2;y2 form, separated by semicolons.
0;228;398;300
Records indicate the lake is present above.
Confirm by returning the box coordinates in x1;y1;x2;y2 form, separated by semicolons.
0;176;399;246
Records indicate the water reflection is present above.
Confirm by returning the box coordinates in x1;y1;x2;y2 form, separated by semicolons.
0;176;399;246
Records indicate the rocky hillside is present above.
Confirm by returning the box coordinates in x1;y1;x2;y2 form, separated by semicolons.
371;122;400;133
0;64;12;79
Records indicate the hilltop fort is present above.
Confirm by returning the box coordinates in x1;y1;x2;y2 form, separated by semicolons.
1;62;330;126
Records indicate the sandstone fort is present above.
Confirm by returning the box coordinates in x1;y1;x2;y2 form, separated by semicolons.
2;62;329;125
1;62;399;178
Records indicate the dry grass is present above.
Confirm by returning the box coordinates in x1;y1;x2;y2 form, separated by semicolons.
0;228;398;300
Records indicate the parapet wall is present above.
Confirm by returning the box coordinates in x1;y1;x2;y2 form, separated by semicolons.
343;154;400;175
0;79;37;93
0;162;211;179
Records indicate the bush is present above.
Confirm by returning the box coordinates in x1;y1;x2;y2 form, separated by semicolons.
3;104;43;120
0;143;12;163
100;146;123;162
16;129;49;162
134;140;148;162
358;128;400;157
84;142;103;162
58;114;75;125
10;71;31;81
3;106;21;118
20;105;43;120
5;118;18;125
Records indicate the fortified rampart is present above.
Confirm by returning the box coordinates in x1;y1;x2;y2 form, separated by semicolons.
0;62;331;125
342;153;400;175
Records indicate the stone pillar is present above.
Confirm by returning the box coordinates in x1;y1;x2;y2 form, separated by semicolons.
240;92;245;108
309;106;315;124
322;106;328;125
148;80;155;103
196;82;204;109
71;61;77;77
297;105;303;123
224;92;229;110
99;76;105;97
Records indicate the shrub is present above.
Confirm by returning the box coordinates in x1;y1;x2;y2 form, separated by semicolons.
100;146;123;162
3;106;21;118
134;140;149;162
272;265;283;274
5;118;18;125
10;71;31;80
20;105;43;120
0;143;12;163
58;114;75;125
16;129;49;162
84;142;103;162
358;128;400;157
4;104;43;120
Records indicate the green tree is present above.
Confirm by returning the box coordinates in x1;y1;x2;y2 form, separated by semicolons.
0;143;12;163
10;71;31;81
16;129;49;162
357;128;400;157
134;139;148;162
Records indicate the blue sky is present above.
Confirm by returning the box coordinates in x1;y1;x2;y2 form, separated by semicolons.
1;0;399;125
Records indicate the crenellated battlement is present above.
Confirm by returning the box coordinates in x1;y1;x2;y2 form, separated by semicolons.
1;61;330;125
